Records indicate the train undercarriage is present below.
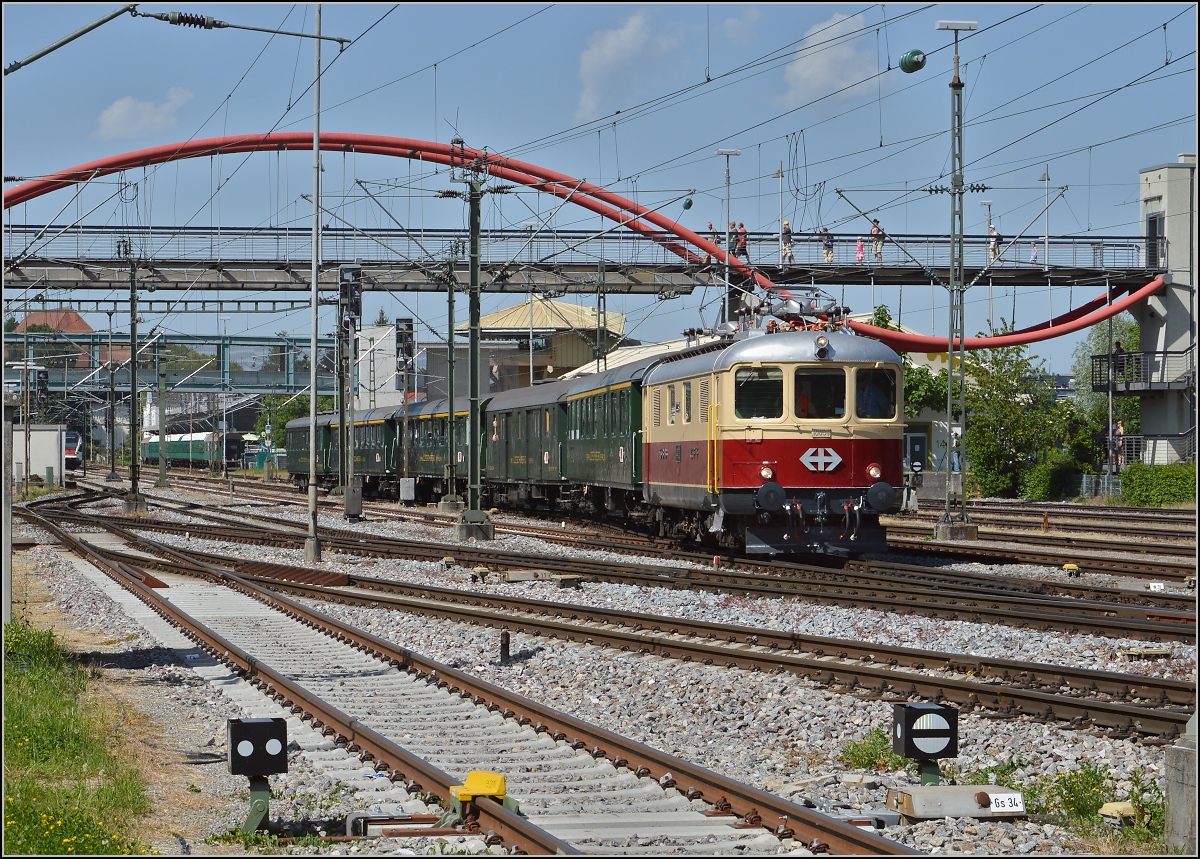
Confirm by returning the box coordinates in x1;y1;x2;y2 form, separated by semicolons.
292;472;892;557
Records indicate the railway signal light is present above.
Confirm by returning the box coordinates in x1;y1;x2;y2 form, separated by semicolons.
228;717;288;832
893;703;958;785
228;717;288;776
339;264;363;320
395;317;414;371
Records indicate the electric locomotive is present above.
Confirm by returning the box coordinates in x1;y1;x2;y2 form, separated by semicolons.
287;300;905;556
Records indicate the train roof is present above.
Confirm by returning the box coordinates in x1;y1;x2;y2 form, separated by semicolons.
144;431;232;442
403;397;478;419
486;378;574;411
643;329;901;385
565;353;664;398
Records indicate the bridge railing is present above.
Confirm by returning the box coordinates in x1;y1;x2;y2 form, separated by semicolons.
1090;345;1196;390
4;224;1159;273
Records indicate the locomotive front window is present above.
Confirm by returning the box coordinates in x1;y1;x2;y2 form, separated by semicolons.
734;367;784;419
855;369;897;419
794;369;846;419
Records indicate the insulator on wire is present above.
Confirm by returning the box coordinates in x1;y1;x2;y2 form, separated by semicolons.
169;12;217;29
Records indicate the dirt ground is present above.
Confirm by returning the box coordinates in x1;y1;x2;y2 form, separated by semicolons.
9;550;249;856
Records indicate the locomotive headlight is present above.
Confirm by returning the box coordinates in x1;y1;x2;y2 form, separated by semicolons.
866;462;883;480
815;335;830;360
759;465;776;481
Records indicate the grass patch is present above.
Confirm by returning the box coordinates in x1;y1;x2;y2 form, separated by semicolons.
836;726;911;772
15;484;58;502
4;621;152;855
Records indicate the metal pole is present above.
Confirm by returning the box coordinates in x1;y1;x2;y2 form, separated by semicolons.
22;312;29;496
724;155;731;322
980;200;993;327
156;341;168;487
106;311;119;481
220;317;230;480
1043;165;1050;272
453;176;493;538
337;291;347;491
467;179;483;516
127;246;144;512
401;352;410;481
776;165;784;266
939;23;974;533
344;292;356;517
445;250;458;504
1107;285;1115;479
306;4;322;562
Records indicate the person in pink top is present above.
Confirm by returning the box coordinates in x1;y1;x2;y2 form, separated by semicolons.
856;237;865;263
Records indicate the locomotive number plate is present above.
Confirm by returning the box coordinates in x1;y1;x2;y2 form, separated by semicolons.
811;429;832;438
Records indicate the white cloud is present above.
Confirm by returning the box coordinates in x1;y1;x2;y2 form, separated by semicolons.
575;14;652;123
783;13;870;106
721;6;761;45
94;87;193;140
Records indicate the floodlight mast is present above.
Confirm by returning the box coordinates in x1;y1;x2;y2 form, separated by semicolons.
937;19;977;538
716;149;741;325
307;6;323;562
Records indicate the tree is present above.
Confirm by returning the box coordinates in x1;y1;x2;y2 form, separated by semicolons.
254;394;335;450
963;338;1061;498
870;305;947;420
374;307;389;327
1069;315;1140;467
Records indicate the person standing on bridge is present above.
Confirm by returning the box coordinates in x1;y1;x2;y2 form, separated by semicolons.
989;225;1003;266
736;223;748;260
704;222;719;264
871;219;884;264
781;220;794;268
1030;242;1038;265
820;228;834;264
856;236;865;264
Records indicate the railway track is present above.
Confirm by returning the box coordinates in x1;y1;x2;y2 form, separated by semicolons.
85;537;1196;734
135;472;1197;583
50;487;1197;641
22;503;917;855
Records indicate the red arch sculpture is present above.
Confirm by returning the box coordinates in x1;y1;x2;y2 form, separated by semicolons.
4;132;1162;351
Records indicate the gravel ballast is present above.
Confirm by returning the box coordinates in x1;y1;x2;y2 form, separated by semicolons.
12;494;1192;855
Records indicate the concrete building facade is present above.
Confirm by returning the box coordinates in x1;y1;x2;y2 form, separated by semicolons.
1134;154;1197;463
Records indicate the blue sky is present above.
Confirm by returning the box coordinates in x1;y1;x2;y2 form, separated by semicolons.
3;3;1196;373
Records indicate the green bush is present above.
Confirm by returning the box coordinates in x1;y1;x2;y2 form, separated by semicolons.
1120;461;1197;507
1050;761;1115;820
836;726;910;772
1020;459;1080;501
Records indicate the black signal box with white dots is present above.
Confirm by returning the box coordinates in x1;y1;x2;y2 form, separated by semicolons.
892;703;958;760
227;718;288;776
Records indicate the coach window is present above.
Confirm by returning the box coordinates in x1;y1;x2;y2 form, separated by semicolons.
734;367;783;419
794;369;846;419
683;382;692;424
855;369;897;419
668;385;677;425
